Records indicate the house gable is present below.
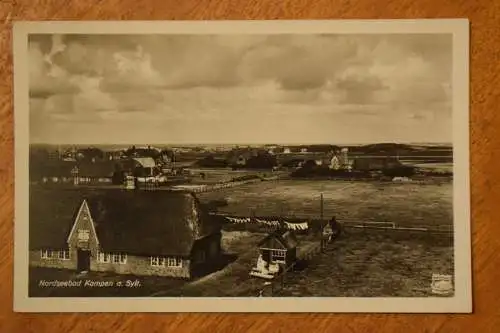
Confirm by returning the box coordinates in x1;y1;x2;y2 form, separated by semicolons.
67;199;100;251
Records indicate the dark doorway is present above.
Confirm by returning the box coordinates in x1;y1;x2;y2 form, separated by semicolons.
77;249;91;272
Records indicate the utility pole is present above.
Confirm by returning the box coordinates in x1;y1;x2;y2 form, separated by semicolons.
320;193;324;221
279;203;285;231
320;192;325;251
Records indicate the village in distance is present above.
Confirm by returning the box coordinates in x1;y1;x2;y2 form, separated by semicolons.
28;142;454;298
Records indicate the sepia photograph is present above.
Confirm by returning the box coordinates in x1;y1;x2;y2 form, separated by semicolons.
13;19;471;313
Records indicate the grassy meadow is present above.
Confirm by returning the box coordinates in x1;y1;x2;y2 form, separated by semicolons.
198;179;453;227
276;230;454;297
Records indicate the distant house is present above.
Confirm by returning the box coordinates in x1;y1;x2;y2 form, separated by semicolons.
62;148;77;162
283;147;291;154
30;161;77;184
235;155;247;166
123;146;161;160
250;229;298;279
227;148;268;167
32;161;121;185
104;150;125;161
29;188;222;279
30;158;159;186
73;161;119;184
159;149;174;165
329;155;341;170
131;157;157;177
339;148;351;169
75;147;105;163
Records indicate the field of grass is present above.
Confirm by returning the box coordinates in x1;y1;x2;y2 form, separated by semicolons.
275;230;454;297
155;229;453;298
198;180;453;226
413;163;454;173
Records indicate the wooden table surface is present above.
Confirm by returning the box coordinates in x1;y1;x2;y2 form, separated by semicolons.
1;1;499;332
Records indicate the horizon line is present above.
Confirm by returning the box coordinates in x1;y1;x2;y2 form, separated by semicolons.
29;141;453;146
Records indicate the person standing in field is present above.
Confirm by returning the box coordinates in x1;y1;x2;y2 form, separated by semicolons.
329;216;342;242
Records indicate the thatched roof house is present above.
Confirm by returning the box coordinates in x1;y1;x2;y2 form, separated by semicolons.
29;188;223;278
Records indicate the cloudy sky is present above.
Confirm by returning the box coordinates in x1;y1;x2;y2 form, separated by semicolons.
28;33;452;145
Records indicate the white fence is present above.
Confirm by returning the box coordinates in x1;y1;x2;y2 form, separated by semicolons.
172;176;279;193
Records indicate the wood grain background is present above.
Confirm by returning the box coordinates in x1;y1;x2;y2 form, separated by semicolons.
1;1;498;332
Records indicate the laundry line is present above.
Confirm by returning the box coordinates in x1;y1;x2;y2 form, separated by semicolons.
224;216;309;230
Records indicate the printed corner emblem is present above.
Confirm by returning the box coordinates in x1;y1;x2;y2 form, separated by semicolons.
431;274;454;295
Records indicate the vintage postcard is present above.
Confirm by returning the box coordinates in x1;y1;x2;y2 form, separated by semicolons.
13;19;471;313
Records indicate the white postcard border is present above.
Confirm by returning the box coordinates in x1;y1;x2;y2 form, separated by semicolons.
13;19;471;313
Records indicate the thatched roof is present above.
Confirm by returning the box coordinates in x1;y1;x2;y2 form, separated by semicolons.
29;187;221;256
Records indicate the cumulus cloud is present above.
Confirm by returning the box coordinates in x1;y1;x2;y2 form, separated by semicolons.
28;33;453;144
29;37;78;98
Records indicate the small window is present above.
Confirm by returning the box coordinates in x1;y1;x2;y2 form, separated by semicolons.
41;249;49;259
150;256;166;267
78;229;90;241
112;253;127;264
58;250;70;260
167;257;182;267
151;256;159;266
120;253;127;264
271;249;287;263
97;251;111;263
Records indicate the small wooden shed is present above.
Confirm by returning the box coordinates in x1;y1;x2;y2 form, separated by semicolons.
250;229;298;279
